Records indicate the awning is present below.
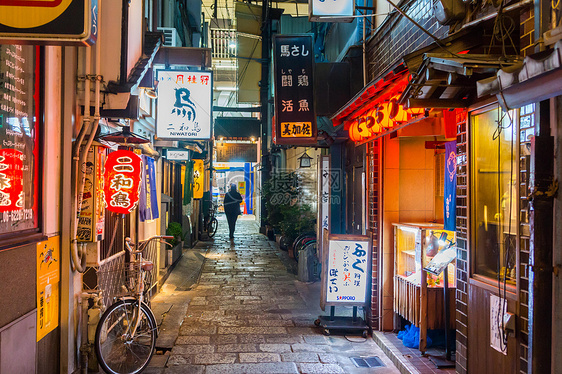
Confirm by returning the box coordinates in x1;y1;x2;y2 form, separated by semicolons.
330;64;409;128
477;40;562;110
106;32;164;94
399;53;519;108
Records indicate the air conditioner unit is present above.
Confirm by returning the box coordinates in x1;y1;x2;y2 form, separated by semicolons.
157;27;180;47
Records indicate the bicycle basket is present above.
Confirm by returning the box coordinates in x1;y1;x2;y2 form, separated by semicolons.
96;257;142;308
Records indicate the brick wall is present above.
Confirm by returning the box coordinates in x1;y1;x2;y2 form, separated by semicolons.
455;110;469;374
367;140;380;330
366;0;449;81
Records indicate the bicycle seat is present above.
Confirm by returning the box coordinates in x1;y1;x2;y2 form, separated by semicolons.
141;261;154;272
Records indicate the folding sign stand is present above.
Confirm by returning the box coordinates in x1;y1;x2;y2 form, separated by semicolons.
318;234;371;338
315;305;368;338
424;244;457;369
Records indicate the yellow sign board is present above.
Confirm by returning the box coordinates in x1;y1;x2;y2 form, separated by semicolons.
37;236;60;341
193;159;204;199
280;122;313;137
238;181;246;195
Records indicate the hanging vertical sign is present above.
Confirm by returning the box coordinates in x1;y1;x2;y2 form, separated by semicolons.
321;234;371;306
273;34;317;145
444;140;456;231
37;236;60;341
77;145;105;242
156;70;213;140
316;155;330;260
192;159;204;199
103;150;142;214
139;155;159;222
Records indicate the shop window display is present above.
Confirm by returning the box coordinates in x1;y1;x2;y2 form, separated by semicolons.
471;107;518;285
0;45;40;238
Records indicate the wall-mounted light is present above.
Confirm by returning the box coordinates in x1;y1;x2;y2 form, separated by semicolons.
145;88;158;99
298;150;313;168
250;136;256;143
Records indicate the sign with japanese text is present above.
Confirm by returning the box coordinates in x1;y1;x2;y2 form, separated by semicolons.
348;95;424;142
444;140;456;231
321;234;371;306
273;34;317;145
0;148;23;212
77;145;105;242
37;236;60;341
0;45;40;235
0;0;96;45
316;155;330;261
139;155;159;222
192;159;204;199
103;150;142;214
215;142;258;162
166;149;190;161
156;70;213;140
309;0;354;22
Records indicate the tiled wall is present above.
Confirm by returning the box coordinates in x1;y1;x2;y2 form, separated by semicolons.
454;110;469;374
366;0;448;81
520;8;535;57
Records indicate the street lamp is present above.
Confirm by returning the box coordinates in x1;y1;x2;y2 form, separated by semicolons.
298;150;313;168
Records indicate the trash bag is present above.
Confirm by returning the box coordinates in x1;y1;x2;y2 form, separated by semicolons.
397;324;432;349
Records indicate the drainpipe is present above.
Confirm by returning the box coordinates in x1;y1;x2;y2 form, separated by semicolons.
527;0;555;371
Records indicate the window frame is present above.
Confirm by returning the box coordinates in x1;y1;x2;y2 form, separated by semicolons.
468;103;520;293
0;46;44;251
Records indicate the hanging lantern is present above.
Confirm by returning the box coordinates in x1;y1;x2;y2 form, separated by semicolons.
0;149;24;212
104;150;142;214
389;97;408;122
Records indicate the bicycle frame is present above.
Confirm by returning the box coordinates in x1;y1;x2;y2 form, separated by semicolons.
123;236;172;339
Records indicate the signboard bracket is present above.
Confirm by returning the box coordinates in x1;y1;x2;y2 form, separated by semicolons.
314;305;368;337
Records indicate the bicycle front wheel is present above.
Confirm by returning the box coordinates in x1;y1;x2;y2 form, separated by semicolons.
95;299;157;374
208;217;218;238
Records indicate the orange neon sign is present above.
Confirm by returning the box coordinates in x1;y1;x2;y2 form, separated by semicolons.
348;96;424;142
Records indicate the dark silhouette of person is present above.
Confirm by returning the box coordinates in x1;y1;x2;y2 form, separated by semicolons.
223;184;243;239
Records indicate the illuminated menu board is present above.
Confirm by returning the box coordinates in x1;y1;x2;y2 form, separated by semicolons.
0;45;40;235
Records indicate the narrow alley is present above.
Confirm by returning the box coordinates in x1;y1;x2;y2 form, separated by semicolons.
144;216;400;374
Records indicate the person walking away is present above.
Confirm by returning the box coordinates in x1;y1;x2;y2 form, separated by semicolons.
223;184;243;239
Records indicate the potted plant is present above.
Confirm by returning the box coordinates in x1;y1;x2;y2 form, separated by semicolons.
165;222;185;266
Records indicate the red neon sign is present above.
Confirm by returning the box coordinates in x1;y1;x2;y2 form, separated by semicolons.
0;149;24;212
103;150;142;214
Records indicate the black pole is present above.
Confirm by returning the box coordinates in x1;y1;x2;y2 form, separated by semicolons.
443;267;451;361
259;0;271;229
527;101;554;374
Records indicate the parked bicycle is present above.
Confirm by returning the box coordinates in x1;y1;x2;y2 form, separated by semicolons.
292;231;316;263
204;202;218;238
94;235;172;374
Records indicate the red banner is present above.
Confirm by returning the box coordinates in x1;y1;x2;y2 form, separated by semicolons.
0;149;24;212
104;150;142;214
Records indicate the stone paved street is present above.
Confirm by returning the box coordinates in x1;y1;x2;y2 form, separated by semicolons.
147;215;400;374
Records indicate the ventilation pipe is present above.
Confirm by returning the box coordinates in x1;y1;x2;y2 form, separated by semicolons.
71;3;102;273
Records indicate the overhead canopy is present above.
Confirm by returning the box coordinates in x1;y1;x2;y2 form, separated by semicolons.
399;53;518;108
477;40;562;110
330;64;409;128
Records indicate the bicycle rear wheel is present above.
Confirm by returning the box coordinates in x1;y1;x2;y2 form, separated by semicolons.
95;299;157;374
208;217;218;238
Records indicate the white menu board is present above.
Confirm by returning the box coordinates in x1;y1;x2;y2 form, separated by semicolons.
322;234;371;306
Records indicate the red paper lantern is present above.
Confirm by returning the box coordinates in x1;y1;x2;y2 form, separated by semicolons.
0;149;24;212
103;150;142;214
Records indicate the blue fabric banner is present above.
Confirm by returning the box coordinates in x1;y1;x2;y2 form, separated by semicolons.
444;141;457;231
139;156;159;221
146;156;159;220
139;156;149;222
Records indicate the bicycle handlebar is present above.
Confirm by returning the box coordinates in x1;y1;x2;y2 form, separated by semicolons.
125;235;175;254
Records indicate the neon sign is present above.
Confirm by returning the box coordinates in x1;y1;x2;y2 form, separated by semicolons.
0;148;24;212
348;96;424;142
103;150;142;214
